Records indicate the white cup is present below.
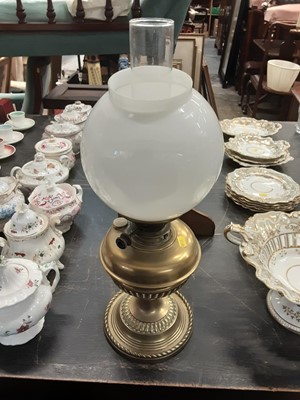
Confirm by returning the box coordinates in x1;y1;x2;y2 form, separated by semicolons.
0;124;14;143
7;111;26;128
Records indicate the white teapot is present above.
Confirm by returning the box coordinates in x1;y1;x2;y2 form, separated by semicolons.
0;256;59;346
28;181;83;233
10;152;69;193
0;200;65;270
35;135;76;170
0;176;24;231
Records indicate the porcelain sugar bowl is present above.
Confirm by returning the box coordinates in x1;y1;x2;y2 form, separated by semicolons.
0;176;25;231
10;152;69;194
28;181;83;233
42;121;82;154
65;100;92;115
35;135;76;170
54;101;89;129
1;201;65;270
0;255;59;345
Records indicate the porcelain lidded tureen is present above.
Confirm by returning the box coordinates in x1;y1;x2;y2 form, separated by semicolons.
42;121;82;154
0;176;25;231
65;100;92;115
0;255;59;346
35;135;76;170
10;152;69;193
0;200;65;270
28;180;83;233
54;104;88;130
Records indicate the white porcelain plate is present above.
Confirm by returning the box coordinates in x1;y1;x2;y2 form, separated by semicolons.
3;131;24;145
220;117;282;137
5;118;35;131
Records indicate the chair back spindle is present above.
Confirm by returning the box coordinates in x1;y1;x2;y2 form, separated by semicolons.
47;0;56;24
16;0;26;24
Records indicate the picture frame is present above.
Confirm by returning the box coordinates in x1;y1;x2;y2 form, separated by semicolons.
218;0;248;88
172;59;183;70
0;57;11;93
173;33;205;92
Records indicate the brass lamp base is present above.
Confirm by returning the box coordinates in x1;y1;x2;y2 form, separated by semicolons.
104;290;193;361
100;217;201;361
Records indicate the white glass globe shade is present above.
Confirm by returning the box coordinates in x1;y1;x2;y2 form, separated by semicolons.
81;67;224;222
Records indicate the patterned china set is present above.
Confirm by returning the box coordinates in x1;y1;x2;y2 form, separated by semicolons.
222;116;300;333
0;101;90;346
220;117;300;212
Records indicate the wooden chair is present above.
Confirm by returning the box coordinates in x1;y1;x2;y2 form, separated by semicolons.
236;8;266;109
0;0;191;114
200;57;219;118
244;21;300;120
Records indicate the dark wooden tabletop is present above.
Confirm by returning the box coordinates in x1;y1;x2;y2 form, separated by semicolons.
1;116;300;398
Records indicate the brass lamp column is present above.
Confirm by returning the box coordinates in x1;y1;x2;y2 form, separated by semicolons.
100;217;201;361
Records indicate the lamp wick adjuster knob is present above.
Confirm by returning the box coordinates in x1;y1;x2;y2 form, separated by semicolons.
113;217;132;249
116;233;132;249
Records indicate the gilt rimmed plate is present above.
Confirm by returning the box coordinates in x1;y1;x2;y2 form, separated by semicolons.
225;150;293;167
220;117;282;137
226;167;300;205
225;133;290;161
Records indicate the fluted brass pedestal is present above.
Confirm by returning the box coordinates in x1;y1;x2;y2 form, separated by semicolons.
100;217;201;361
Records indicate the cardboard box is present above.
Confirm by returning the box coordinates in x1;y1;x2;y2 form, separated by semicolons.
0;99;14;123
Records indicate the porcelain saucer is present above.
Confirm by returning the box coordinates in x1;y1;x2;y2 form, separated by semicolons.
2;131;24;145
5;118;35;131
0;144;16;159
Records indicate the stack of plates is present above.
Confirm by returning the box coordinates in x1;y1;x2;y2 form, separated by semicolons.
220;117;282;137
226;167;300;212
224;133;293;167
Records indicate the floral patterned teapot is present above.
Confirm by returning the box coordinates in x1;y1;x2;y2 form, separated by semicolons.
10;152;69;193
0;176;24;231
28;181;83;233
0;255;59;346
0;200;65;270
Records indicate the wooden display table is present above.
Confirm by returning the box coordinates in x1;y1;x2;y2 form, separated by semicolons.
1;117;300;398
